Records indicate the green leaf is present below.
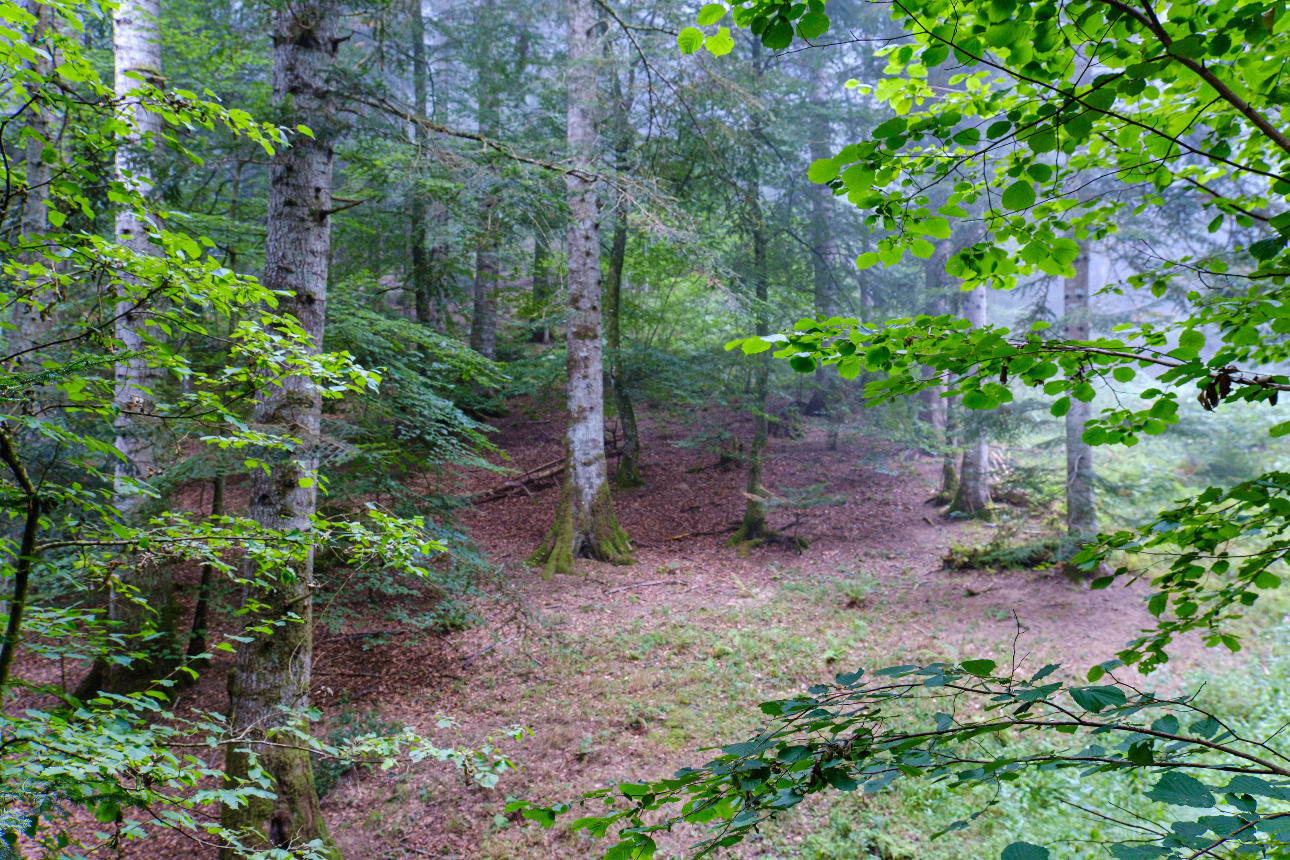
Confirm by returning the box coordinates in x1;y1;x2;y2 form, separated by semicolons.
762;16;794;49
808;158;840;184
963;389;997;410
1144;772;1215;808
1112;367;1136;382
696;3;726;25
796;11;830;39
1069;685;1126;713
677;27;705;53
961;659;996;676
789;354;817;373
1177;329;1205;355
1002;843;1050;860
1050;396;1071;417
1001;180;1037;211
705;27;735;56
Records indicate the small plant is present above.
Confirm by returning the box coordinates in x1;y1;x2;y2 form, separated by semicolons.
313;710;406;798
837;573;878;609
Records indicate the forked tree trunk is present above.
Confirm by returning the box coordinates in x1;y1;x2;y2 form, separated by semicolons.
949;285;993;518
219;3;341;855
408;0;433;327
528;0;632;578
605;58;642;489
731;38;772;547
101;0;179;694
1065;243;1097;537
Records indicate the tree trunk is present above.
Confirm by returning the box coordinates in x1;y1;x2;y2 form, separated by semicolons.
409;0;433;328
530;219;553;343
1065;243;1097;537
605;58;642;489
469;219;498;359
102;0;179;694
803;55;837;418
219;2;341;855
949;285;992;518
185;474;223;669
731;39;772;547
528;0;632;578
8;0;53;375
468;4;499;359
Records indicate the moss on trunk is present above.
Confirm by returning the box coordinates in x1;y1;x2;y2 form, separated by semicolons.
528;479;633;578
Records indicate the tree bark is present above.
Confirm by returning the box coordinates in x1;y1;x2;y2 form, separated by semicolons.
528;0;632;578
803;55;837;418
529;217;554;343
605;57;642;489
7;0;54;375
1065;243;1097;537
185;474;223;669
949;285;993;518
469;220;498;359
99;0;180;694
408;0;433;328
468;3;499;359
731;38;772;547
219;2;341;855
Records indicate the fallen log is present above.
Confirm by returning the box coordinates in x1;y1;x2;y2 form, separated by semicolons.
470;443;622;504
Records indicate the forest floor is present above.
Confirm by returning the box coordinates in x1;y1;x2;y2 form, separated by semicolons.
308;403;1215;860
35;402;1227;859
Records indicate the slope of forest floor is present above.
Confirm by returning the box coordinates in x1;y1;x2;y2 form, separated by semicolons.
310;404;1207;860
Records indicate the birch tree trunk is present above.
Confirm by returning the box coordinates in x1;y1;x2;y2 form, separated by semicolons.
1064;243;1097;537
101;0;179;693
949;285;993;518
219;2;341;854
528;0;632;578
731;38;772;547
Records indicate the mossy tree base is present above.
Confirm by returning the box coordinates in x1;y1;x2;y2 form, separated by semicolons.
528;479;634;579
220;729;341;860
612;456;645;490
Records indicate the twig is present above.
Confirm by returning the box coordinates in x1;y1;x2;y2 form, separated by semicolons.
604;579;688;595
462;633;520;668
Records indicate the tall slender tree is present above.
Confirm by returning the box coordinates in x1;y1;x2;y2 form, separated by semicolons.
468;0;499;359
731;37;772;547
92;0;180;694
949;284;992;517
605;54;643;488
8;0;53;374
527;0;632;578
1064;242;1097;537
408;0;434;328
220;0;342;853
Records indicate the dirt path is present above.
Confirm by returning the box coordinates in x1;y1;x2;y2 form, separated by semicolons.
314;409;1190;859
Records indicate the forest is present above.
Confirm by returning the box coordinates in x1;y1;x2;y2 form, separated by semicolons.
2;0;1289;857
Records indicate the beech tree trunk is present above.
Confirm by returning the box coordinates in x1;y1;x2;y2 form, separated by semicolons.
219;3;341;855
732;39;771;547
605;58;642;488
949;285;992;518
528;0;632;578
1065;243;1097;537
